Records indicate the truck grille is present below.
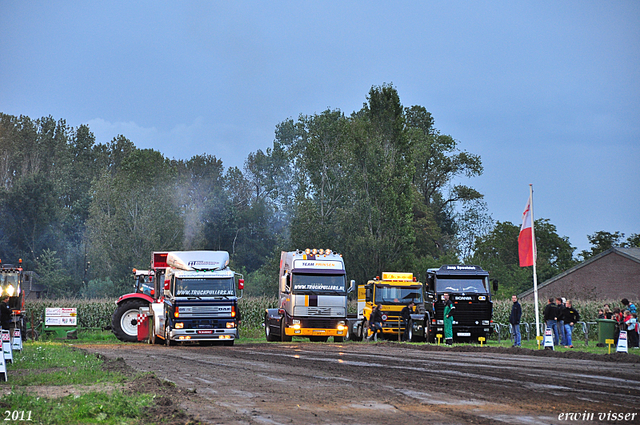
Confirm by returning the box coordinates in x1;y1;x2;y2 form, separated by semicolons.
436;303;491;326
294;307;346;317
300;318;340;329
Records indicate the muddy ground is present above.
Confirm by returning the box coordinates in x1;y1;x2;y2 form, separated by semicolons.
81;342;640;425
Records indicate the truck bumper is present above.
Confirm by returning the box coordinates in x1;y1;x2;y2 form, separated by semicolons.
284;327;346;337
168;328;237;341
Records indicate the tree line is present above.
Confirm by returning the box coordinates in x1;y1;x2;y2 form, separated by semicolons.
1;85;637;298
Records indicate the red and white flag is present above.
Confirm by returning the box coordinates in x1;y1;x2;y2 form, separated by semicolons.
518;194;535;267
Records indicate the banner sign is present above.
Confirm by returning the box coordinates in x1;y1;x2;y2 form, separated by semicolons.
45;308;78;326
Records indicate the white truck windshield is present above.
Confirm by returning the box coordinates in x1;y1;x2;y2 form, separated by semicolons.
292;274;346;294
436;277;488;293
175;277;235;297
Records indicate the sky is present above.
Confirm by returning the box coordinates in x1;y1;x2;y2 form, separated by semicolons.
1;1;639;255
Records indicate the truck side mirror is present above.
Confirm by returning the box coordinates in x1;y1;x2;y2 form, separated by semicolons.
492;279;498;292
348;280;355;293
280;274;289;294
238;279;245;290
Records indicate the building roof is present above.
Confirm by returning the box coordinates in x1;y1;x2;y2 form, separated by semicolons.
518;247;640;299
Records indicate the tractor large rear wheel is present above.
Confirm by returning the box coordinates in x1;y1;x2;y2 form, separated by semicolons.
112;299;147;342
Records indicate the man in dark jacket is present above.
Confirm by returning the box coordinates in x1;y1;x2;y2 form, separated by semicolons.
0;295;12;330
543;297;558;345
509;295;522;347
400;301;415;342
368;304;383;341
562;300;580;348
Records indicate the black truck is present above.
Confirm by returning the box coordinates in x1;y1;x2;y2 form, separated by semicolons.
426;265;496;343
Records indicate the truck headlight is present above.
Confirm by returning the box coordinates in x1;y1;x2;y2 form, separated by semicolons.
482;320;490;325
226;322;236;329
437;320;443;325
292;319;300;325
175;323;184;329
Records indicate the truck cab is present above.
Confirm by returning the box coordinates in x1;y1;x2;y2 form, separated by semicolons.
426;265;495;343
264;249;351;342
150;251;243;346
350;272;430;341
0;259;25;336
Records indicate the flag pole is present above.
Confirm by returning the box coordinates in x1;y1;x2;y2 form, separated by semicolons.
530;184;540;338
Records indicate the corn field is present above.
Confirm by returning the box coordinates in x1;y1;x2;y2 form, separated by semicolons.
24;297;621;341
24;296;280;334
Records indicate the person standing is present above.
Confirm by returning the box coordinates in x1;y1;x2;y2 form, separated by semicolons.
0;295;11;330
400;300;415;342
509;295;522;347
368;304;383;341
543;297;558;345
443;293;454;345
562;299;580;348
622;298;637;315
556;298;566;346
623;310;638;348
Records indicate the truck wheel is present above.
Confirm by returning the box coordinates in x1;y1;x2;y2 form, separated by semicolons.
351;323;363;342
353;324;362;341
265;320;277;342
280;321;292;342
112;299;147;342
425;320;433;343
407;322;414;342
165;326;175;346
149;318;159;345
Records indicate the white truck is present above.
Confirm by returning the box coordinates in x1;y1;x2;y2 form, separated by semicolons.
264;249;354;342
147;251;244;346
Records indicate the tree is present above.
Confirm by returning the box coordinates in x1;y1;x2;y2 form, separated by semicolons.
579;231;626;260
407;105;483;243
471;219;576;297
174;154;226;249
1;173;60;262
623;233;640;248
36;249;72;297
85;145;183;286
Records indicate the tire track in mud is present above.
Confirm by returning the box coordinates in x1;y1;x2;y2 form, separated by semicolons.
81;342;640;424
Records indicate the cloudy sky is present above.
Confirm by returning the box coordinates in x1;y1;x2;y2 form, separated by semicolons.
1;1;638;254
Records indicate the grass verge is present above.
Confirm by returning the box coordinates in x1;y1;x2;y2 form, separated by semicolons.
0;339;198;424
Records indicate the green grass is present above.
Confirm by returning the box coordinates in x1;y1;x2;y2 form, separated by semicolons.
6;342;128;386
0;391;155;425
0;341;185;424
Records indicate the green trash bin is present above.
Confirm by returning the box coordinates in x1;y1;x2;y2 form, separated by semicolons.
597;319;617;345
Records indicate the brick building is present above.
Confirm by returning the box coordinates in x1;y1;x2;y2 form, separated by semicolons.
519;247;640;301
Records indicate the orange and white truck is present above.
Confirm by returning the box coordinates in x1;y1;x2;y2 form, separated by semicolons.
264;249;354;342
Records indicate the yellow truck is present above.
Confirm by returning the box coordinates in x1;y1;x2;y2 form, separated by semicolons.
348;272;431;342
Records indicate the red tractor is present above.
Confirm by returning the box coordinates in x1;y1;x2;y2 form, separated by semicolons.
111;253;167;342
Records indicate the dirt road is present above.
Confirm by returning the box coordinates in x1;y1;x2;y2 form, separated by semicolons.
82;342;640;424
